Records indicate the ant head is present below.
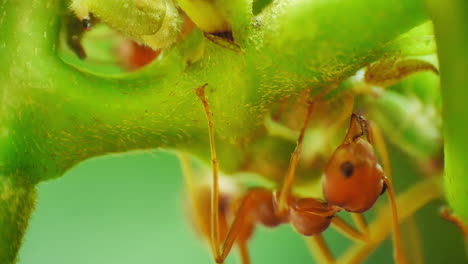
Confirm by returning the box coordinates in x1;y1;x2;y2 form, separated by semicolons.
322;114;385;213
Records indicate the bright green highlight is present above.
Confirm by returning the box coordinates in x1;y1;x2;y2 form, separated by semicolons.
428;0;468;222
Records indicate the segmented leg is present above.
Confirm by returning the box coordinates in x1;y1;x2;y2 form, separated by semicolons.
369;121;392;181
351;213;369;237
238;241;251;264
382;177;406;264
368;121;406;264
195;84;260;264
195;84;222;261
305;235;335;264
342;118;405;264
178;152;204;236
277;90;321;215
331;216;369;243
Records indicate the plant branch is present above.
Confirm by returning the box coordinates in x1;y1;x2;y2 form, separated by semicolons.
0;177;36;264
427;0;468;222
1;0;429;183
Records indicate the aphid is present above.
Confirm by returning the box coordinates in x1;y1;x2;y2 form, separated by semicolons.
364;54;439;87
188;84;405;264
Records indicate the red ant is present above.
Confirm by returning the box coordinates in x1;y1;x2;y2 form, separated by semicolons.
187;84;405;264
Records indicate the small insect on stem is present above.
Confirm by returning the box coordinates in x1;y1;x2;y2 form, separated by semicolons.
365;53;439;87
190;84;406;264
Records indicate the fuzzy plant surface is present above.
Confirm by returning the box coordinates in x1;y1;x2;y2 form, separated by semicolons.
1;0;467;263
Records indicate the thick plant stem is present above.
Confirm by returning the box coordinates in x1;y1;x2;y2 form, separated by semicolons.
0;177;36;264
0;0;428;183
427;0;468;222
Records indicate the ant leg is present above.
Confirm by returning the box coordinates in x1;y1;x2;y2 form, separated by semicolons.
368;121;406;264
218;189;277;263
304;235;335;264
365;122;424;263
400;217;424;264
178;152;205;235
277;94;317;215
237;241;251;264
196;84;261;264
195;84;223;260
351;213;369;236
368;121;392;181
331;215;368;242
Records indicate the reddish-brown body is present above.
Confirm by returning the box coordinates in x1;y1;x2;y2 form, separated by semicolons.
192;188;332;248
192;85;405;264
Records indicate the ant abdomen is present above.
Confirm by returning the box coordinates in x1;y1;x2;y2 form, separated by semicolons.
248;189;285;228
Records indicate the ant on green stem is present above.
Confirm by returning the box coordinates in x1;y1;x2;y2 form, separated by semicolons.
184;84;405;264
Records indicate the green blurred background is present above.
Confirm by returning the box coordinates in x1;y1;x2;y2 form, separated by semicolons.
16;150;466;264
17;151;314;264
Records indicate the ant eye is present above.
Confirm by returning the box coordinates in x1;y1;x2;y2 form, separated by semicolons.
340;161;354;179
82;18;91;29
380;181;387;195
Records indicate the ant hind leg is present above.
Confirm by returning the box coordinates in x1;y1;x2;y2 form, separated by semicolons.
195;84;223;261
196;84;260;264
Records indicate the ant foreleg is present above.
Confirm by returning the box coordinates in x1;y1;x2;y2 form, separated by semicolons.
368;121;392;181
276;99;315;215
383;177;406;264
277;90;321;215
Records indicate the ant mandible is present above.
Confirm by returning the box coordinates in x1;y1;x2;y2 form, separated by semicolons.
188;84;405;264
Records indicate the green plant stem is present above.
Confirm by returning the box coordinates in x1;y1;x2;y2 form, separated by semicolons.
427;0;468;222
0;177;36;264
0;0;428;182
